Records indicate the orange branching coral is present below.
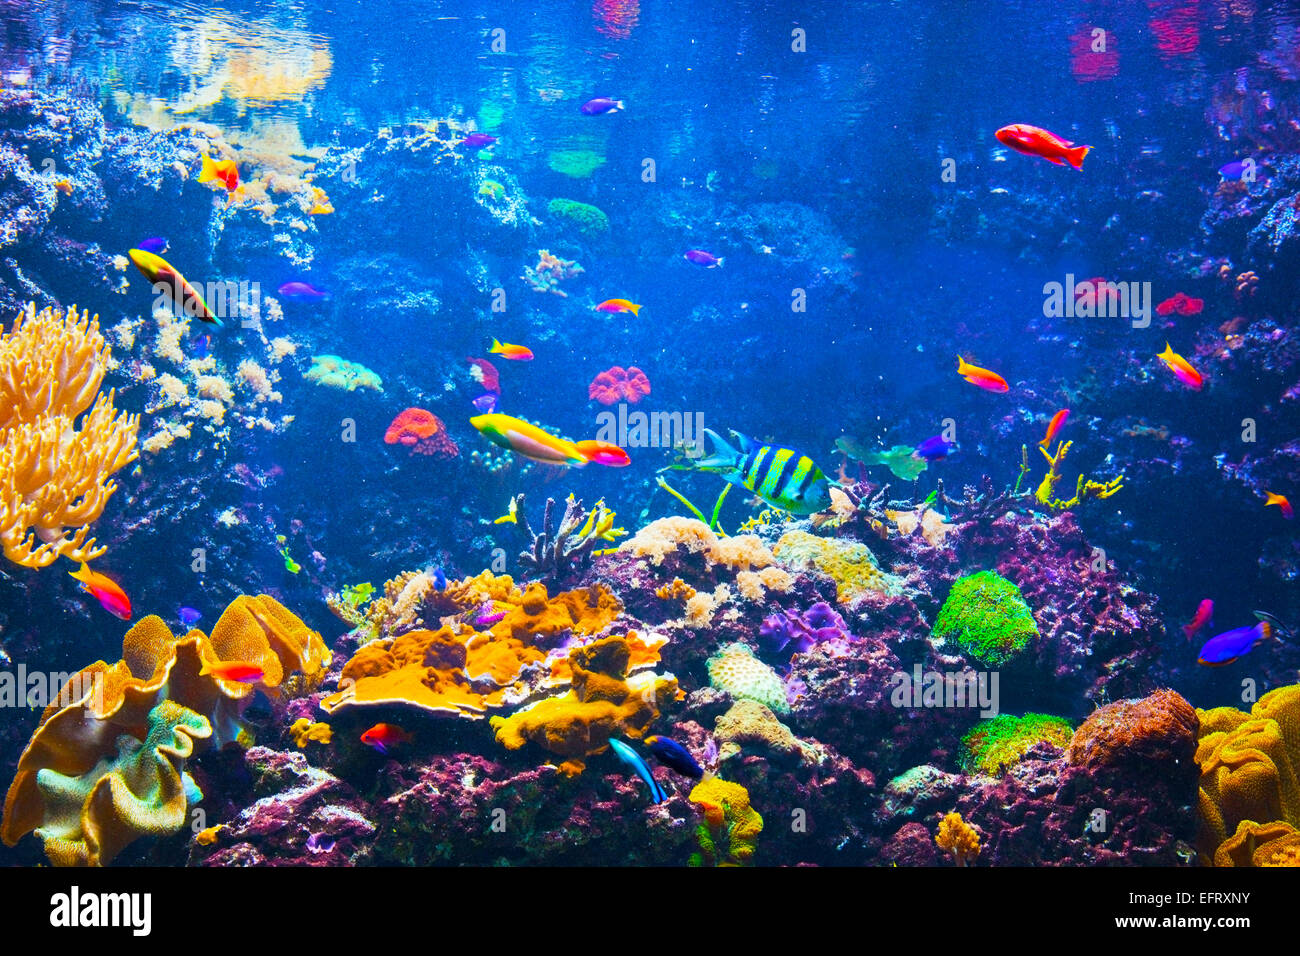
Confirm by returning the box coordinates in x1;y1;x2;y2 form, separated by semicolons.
1196;684;1300;865
655;578;697;601
489;635;678;774
1;595;329;865
0;304;140;568
935;811;980;865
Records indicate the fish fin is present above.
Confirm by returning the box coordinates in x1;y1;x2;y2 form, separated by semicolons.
615;100;626;111
693;428;739;471
490;338;502;352
1044;155;1067;166
199;660;212;676
68;562;91;583
715;257;724;268
1066;145;1091;170
629;303;641;316
198;154;218;183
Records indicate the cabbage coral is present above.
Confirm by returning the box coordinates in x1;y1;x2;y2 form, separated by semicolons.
0;304;140;568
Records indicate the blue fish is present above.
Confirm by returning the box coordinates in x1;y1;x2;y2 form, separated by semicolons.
192;333;211;359
138;237;169;254
644;735;704;779
1197;621;1276;667
1219;159;1258;181
914;435;956;462
608;739;666;803
472;392;499;414
178;606;202;628
433;567;447;591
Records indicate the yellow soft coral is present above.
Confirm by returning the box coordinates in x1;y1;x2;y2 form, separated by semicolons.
935;811;980;865
773;530;902;605
0;304;140;568
289;717;332;747
1196;683;1300;865
1033;440;1123;512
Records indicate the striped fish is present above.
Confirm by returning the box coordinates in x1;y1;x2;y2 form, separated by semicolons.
694;428;833;515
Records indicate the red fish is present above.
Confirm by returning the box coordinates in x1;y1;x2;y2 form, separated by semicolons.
68;563;131;620
1040;409;1069;447
361;723;412;755
995;124;1091;170
1155;292;1204;317
574;439;631;467
1266;491;1294;520
1183;599;1213;642
198;154;239;193
956;356;1009;393
200;660;265;684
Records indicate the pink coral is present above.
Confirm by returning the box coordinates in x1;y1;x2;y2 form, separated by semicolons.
588;366;651;405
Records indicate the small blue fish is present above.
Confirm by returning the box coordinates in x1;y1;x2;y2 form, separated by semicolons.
1197;621;1277;667
138;237;169;254
645;735;704;780
277;281;330;302
1218;159;1259;181
608;739;666;803
472;392;499;414
178;606;202;628
433;567;447;591
192;333;211;359
913;435;956;462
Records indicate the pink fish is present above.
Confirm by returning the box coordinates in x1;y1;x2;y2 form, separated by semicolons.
1183;599;1213;642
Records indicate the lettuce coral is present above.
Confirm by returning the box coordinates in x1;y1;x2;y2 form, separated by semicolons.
772;530;902;605
931;570;1038;667
707;643;789;714
1195;684;1300;865
961;713;1073;776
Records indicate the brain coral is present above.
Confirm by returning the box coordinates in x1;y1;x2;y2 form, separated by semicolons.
931;570;1038;667
1195;683;1300;865
707;643;789;714
773;530;902;605
961;713;1073;776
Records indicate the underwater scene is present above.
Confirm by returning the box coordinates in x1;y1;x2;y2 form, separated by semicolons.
0;0;1298;877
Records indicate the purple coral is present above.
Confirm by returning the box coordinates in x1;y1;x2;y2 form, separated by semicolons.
760;601;853;658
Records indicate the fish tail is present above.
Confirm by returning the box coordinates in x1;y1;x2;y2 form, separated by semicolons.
1066;145;1091;170
490;338;502;352
956;355;969;374
628;302;641;316
615;100;626;111
198;660;212;676
715;257;725;268
68;561;91;585
198;153;217;183
693;428;739;472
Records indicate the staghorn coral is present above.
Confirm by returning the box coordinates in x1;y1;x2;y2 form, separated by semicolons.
1033;440;1124;512
1195;684;1300;865
962;713;1074;776
935;811;981;865
688;778;763;866
932;571;1038;668
707;643;789;714
0;303;139;568
1;595;330;865
511;493;620;584
772;530;903;605
489;635;678;774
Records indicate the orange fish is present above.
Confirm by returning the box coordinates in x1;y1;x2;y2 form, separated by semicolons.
199;660;266;684
361;723;412;755
490;338;533;361
1156;343;1203;390
956;356;1009;393
1265;492;1294;520
198;154;239;193
68;563;131;620
1041;409;1069;447
595;298;642;316
995;124;1092;170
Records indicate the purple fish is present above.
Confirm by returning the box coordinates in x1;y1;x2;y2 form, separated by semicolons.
914;435;956;462
581;97;625;116
178;606;202;627
684;249;724;268
473;605;507;627
138;237;169;254
1197;621;1275;667
472;392;499;413
1218;159;1257;181
277;281;329;301
462;133;497;150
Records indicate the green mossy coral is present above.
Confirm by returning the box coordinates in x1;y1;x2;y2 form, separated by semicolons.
961;713;1073;775
547;149;606;178
548;198;610;237
932;570;1038;667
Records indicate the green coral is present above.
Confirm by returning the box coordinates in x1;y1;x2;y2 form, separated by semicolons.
932;571;1038;667
773;530;903;605
547;149;606;178
961;713;1073;775
548;198;610;237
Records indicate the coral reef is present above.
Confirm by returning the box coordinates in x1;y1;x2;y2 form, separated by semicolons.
773;531;903;606
305;354;383;392
961;713;1073;776
383;407;458;458
548;198;610;237
931;570;1038;668
707;643;790;714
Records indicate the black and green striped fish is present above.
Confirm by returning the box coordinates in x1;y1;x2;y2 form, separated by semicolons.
694;428;834;515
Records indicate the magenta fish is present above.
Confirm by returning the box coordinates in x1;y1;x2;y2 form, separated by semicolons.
1183;599;1213;642
462;133;497;150
278;281;329;301
684;249;724;268
581;97;624;115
